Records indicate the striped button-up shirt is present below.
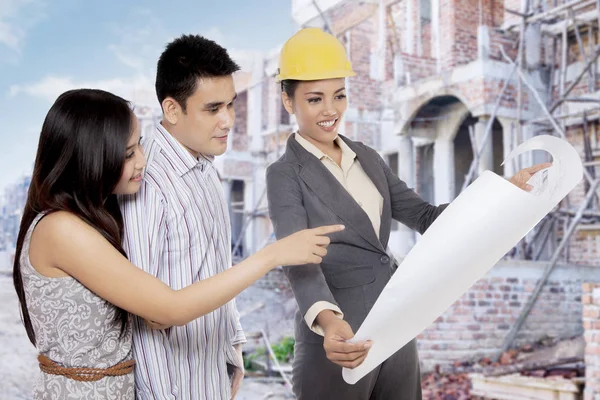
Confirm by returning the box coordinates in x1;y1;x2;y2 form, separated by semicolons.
119;123;245;400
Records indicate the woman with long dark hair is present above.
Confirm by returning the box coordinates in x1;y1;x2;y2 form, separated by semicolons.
14;88;342;399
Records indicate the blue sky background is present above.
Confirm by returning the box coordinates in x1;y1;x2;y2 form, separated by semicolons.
0;0;297;192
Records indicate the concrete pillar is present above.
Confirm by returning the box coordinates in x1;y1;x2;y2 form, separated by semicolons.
244;55;268;255
477;25;490;60
404;0;415;55
398;135;415;187
474;116;494;176
245;162;270;255
397;135;416;256
525;23;542;69
497;117;517;178
248;56;264;153
434;137;454;204
521;124;535;169
222;180;232;213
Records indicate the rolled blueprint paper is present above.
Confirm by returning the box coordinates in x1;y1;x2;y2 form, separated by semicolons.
342;135;583;384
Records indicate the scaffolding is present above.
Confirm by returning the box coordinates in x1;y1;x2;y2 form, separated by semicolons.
446;0;600;358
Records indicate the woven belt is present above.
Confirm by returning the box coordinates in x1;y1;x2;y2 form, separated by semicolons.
38;354;135;382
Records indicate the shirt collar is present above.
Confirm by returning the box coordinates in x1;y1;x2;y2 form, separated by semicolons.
294;132;357;163
155;123;213;176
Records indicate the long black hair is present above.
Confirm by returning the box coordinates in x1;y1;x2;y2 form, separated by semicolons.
13;88;134;345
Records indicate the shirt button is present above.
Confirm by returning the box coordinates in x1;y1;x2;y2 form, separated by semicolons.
359;202;363;207
380;255;390;264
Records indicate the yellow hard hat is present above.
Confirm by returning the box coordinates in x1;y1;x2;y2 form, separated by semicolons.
276;28;356;82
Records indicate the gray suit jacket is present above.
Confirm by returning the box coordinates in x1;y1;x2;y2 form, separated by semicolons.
266;134;448;344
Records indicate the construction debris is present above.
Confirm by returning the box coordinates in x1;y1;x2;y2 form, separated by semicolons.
422;336;585;399
422;366;472;400
484;336;585;378
470;373;583;400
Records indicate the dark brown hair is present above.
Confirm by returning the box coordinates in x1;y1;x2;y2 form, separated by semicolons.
281;79;301;98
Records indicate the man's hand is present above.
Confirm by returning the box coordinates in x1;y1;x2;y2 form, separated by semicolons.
317;310;371;369
230;344;244;399
508;162;552;191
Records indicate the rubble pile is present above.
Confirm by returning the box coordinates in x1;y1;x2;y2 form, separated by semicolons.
421;337;584;400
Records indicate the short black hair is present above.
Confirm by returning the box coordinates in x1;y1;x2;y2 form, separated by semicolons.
156;34;240;113
281;79;300;98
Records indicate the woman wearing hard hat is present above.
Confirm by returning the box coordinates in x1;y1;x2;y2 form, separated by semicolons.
265;28;549;399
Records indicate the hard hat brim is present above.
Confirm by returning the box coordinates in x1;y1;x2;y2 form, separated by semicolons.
276;69;356;82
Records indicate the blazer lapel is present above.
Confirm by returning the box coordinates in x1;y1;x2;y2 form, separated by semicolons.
341;136;392;248
287;135;385;253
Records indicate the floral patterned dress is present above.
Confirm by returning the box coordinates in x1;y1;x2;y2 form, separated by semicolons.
20;213;134;399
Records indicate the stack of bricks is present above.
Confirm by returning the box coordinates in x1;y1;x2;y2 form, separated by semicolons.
583;282;600;400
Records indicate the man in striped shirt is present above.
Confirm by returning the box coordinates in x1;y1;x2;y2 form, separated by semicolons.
119;35;246;399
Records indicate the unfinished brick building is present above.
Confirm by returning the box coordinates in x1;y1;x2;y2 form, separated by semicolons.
179;0;600;396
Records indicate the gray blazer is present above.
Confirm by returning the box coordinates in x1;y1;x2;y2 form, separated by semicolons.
266;134;448;344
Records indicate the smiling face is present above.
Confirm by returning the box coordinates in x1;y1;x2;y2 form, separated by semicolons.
113;116;146;195
282;78;347;147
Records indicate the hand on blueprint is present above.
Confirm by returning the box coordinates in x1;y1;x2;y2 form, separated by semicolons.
342;136;583;385
319;312;372;369
508;162;552;191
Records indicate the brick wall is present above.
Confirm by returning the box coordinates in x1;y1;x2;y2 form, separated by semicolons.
232;90;248;152
503;0;522;26
439;0;487;70
483;77;529;110
492;0;504;27
421;22;432;58
454;0;480;67
439;0;457;70
347;18;383;111
416;261;600;372
222;160;253;179
355;122;380;149
438;0;506;70
489;28;519;62
583;282;600;400
398;52;438;84
234;90;248;136
389;0;407;54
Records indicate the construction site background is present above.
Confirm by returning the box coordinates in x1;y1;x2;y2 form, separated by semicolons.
4;0;600;398
176;0;600;397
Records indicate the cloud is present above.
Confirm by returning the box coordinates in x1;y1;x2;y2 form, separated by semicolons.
8;12;265;107
107;7;171;74
8;74;158;106
107;10;263;74
0;0;46;61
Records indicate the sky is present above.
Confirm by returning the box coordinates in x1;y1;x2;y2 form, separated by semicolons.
0;0;298;192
